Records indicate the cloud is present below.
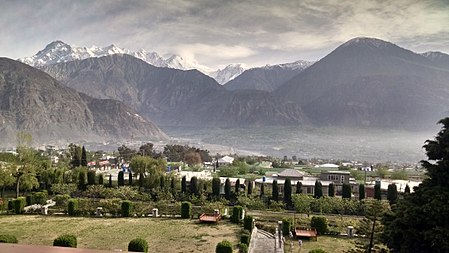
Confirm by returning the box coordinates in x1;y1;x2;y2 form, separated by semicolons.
173;43;257;62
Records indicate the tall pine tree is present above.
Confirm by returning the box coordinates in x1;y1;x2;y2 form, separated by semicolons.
272;180;279;202
81;146;87;167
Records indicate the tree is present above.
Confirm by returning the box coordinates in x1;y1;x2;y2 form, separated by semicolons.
359;184;365;200
260;183;265;198
382;118;449;253
224;178;231;200
247;180;253;195
296;181;303;194
355;200;388;252
129;155;167;189
118;145;137;162
108;174;112;187
81;146;87;167
314;180;323;198
0;164;15;198
139;143;154;157
374;184;381;200
284;178;292;206
190;176;198;196
387;183;398;205
129;171;133;186
212;178;221;198
78;170;87;190
342;183;351;199
272;180;279;202
118;171;125;187
70;144;81;168
184;151;202;166
328;183;335;197
404;184;410;194
87;170;96;185
181;176;187;193
170;177;176;193
235;179;240;194
14;132;39;197
98;174;104;185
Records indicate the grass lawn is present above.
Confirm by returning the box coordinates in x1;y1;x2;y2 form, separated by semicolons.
285;235;357;253
0;215;240;252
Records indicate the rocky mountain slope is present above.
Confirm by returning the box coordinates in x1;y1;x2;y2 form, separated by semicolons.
0;57;167;146
42;54;308;127
274;37;449;130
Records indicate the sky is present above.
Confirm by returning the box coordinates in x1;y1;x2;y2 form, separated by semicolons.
1;0;449;69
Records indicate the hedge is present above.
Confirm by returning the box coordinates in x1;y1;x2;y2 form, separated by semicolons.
282;217;293;236
128;238;148;252
240;230;250;245
13;197;26;214
310;216;328;235
121;201;133;217
238;242;248;253
68;199;78;216
181;201;191;219
216;240;233;253
34;191;48;205
53;234;77;248
0;234;18;243
232;205;243;223
243;215;254;232
26;195;34;206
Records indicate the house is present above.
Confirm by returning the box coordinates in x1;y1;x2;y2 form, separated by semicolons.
217;156;234;166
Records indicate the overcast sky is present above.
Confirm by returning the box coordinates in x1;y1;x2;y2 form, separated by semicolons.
1;0;448;68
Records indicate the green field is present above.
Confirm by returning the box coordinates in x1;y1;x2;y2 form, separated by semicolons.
0;215;240;252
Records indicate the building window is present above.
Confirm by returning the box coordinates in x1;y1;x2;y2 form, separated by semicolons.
341;176;344;183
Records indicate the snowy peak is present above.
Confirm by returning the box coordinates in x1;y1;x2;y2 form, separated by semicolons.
261;60;314;71
211;64;246;84
421;51;449;60
340;37;394;50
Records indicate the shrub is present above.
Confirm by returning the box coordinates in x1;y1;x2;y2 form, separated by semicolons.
0;234;18;243
243;215;254;232
309;249;327;253
118;171;125;187
282;217;293;236
232;205;243;223
216;240;233;253
26;195;34;206
54;194;70;207
181;201;191;218
53;234;77;248
34;191;48;205
98;174;104;185
8;199;14;211
128;238;148;252
121;201;133;217
240;230;250;245
374;184;382;200
310;216;328;235
87;170;96;185
68;199;78;216
342;183;352;199
212;177;221;198
78;170;87;191
13;197;26;214
238;242;248;253
359;184;365;200
328;183;335;197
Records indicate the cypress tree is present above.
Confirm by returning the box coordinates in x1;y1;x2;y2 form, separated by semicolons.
212;178;221;198
359;184;365;200
139;173;144;189
108;174;112;187
190;176;198;196
342;183;352;199
314;180;323;198
118;171;125;187
404;184;410;194
224;178;231;200
170;177;176;193
87;170;96;185
328;183;335;197
296;181;303;194
374;184;382;200
284;178;292;206
181;176;187;193
160;175;165;189
129;171;133;186
260;183;265;198
235;179;240;195
98;174;104;185
247;180;253;195
78;170;86;191
81;146;87;167
387;183;398;205
72;147;81;168
272;180;279;202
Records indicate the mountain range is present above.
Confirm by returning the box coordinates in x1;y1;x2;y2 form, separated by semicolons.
0;57;167;146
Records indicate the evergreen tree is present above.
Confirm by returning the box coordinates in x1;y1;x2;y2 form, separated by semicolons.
108;174;112;187
284;178;292;206
342;183;352;199
212;178;221;198
355;200;388;252
129;171;133;186
190;176;198;196
170;177;176;193
87;170;96;185
160;175;165;189
404;184;410;194
260;183;265;198
296;181;302;194
247;180;253;195
359;184;365;200
387;183;398;205
139;173;144;189
71;147;81;168
382;118;449;253
181;176;187;193
224;178;231;200
98;174;104;185
81;146;88;167
374;184;382;200
314;180;323;198
118;171;124;187
78;170;86;190
328;183;335;197
235;179;240;195
272;180;279;202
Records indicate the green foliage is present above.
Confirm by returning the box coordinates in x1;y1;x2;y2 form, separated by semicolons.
212;177;221;198
181;176;187;193
118;171;125;187
232;205;243;223
247;180;253;195
121;200;133;217
284;178;292;206
314;180;323;198
78;169;87;190
129;171;133;186
54;194;70;207
128;238;149;252
51;183;78;196
387;183;398;205
216;240;233;253
308;249;327;253
282;217;293;236
0;234;18;243
237;196;266;210
87;170;96;185
224;178;231;200
68;199;78;216
260;183;265;197
13;197;26;214
310;216;328;235
328;183;335;197
218;166;239;177
81;146;87;167
118;145;137;161
108;174;112;188
240;230;250;245
359;184;365;200
33;191;48;205
238;242;248;253
181;201;191;219
404;184;410;194
98;174;104;185
190;176;199;196
53;234;77;248
26;195;34;206
342;183;351;199
243;215;254;232
390;169;408;180
272;180;279;202
235;178;240;194
374;184;381;200
296;181;303;194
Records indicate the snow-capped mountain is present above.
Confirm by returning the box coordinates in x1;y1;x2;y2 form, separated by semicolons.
269;60;315;70
210;64;246;84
